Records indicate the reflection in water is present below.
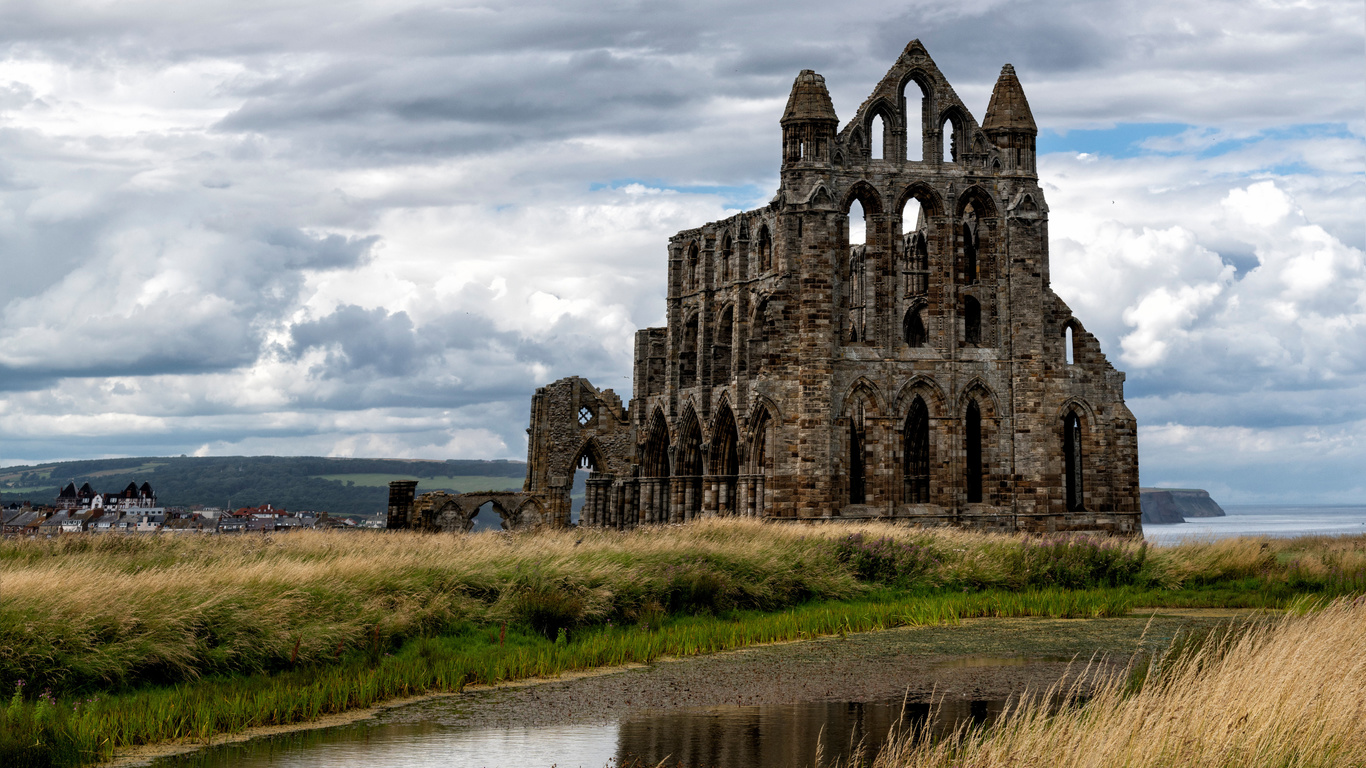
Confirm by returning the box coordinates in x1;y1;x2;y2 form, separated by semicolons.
615;699;1002;768
154;698;1006;768
153;720;622;768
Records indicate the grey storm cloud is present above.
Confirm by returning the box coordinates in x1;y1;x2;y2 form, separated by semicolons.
289;305;425;377
0;0;1361;500
283;298;630;412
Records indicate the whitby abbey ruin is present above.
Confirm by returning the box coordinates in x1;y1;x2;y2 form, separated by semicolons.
388;41;1141;535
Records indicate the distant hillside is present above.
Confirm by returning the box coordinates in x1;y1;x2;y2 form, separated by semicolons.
0;456;527;518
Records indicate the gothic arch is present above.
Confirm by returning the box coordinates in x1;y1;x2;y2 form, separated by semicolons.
709;402;740;477
955;185;999;219
1062;316;1084;365
840;377;887;417
841;181;884;216
709;392;736;434
1054;396;1098;425
938;104;970;135
894;375;946;419
514;497;546;525
899;71;933;110
754;225;774;273
571;437;607;473
684;240;702;290
894;182;945;219
718;230;734;282
864;97;900;133
902;295;930;347
902;394;932;505
747;403;777;475
676;405;704;473
806;183;835;206
957;378;1000;419
848;127;865;158
641;407;671;478
744;393;783;430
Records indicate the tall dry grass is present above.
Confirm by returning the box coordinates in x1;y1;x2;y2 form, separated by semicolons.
2;521;1362;698
865;597;1366;767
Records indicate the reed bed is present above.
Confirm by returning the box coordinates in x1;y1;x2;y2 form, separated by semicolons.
861;597;1366;767
3;588;1132;766
3;522;1363;698
2;521;1363;766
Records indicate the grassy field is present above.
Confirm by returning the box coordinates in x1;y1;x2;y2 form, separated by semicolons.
311;474;523;492
2;521;1363;766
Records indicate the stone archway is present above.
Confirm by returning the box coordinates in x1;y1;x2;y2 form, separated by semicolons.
399;486;557;533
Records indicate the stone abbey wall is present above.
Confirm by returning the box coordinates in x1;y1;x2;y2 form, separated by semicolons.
393;40;1141;535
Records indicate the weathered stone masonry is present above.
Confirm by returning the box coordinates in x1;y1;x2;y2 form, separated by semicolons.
393;41;1141;535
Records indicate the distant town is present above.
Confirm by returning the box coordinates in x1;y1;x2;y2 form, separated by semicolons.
1;480;385;537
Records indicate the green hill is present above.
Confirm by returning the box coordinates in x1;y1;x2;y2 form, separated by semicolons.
0;456;528;518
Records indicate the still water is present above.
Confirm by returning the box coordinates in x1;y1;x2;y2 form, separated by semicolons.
1143;504;1366;544
150;697;1005;768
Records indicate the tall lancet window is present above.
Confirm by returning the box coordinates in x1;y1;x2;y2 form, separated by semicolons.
849;400;867;504
966;400;983;503
904;396;930;504
962;204;979;284
1064;411;1084;511
964;296;982;345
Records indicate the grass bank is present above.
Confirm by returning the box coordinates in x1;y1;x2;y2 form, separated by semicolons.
861;597;1366;767
2;522;1363;766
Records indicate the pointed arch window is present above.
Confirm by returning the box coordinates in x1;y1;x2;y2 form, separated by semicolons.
903;79;926;162
1064;411;1084;511
757;226;773;273
901;197;929;296
904;396;930;504
849;399;867;504
720;235;733;284
962;204;979;284
942;116;957;163
713;306;734;381
903;306;927;347
964;296;981;346
1065;323;1076;365
870;114;887;160
680;315;699;387
966;400;983;503
711;406;740;516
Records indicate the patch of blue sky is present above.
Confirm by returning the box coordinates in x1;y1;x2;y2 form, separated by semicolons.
590;179;769;209
1038;122;1357;160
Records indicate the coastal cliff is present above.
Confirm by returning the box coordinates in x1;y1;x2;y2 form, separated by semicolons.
1140;488;1226;525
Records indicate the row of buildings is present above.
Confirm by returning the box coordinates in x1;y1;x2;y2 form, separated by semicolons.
1;483;366;536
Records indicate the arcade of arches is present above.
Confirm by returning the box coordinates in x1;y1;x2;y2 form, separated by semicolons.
392;41;1139;536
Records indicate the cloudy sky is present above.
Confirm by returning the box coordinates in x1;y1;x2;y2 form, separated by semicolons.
0;0;1362;503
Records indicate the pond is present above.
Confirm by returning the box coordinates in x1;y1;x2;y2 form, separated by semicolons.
146;613;1236;768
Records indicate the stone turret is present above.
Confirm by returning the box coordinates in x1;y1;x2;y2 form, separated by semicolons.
780;70;839;167
983;64;1037;174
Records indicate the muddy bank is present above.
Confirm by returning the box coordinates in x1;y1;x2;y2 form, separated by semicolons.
386;612;1214;731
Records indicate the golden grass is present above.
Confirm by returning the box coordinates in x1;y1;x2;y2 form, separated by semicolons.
2;521;1363;697
865;598;1366;767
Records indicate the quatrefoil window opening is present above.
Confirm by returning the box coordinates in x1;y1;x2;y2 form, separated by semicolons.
578;406;594;426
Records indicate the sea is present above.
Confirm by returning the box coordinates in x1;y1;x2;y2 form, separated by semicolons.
1143;504;1366;545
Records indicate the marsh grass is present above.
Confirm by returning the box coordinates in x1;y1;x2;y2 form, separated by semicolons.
4;588;1134;767
2;521;1363;766
859;597;1366;767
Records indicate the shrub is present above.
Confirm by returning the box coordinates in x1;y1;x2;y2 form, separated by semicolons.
831;533;941;588
1006;535;1148;589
